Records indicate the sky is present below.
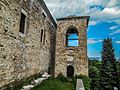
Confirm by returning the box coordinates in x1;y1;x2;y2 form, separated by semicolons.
44;0;120;59
68;34;79;47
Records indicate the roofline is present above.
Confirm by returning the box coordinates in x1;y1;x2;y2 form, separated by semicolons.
38;0;57;28
56;16;90;21
56;16;90;27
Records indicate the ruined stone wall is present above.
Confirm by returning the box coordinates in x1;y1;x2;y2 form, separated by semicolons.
55;17;89;77
0;0;56;88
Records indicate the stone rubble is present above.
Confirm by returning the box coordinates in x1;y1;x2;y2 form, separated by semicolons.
21;73;50;90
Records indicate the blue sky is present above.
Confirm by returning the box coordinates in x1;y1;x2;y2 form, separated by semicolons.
68;34;79;46
44;0;120;59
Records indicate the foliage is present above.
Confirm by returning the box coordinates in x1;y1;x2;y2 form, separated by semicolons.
56;73;68;82
32;74;90;90
89;65;99;78
32;77;75;90
89;60;101;70
99;38;118;90
117;61;120;75
100;61;117;89
117;61;120;89
90;77;100;90
89;65;100;90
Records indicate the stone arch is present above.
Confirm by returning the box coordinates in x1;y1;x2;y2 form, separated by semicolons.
67;65;74;77
65;26;78;34
66;26;79;47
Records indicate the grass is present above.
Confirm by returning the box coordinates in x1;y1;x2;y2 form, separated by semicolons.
31;78;75;90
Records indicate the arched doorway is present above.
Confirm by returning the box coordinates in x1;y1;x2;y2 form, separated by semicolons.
67;65;74;77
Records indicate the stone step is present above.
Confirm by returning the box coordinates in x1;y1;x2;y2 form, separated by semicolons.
34;78;46;85
22;85;34;90
76;79;84;90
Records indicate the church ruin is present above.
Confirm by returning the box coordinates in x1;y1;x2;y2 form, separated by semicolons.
0;0;89;89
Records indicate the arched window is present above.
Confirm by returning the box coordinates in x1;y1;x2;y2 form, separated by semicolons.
66;28;78;47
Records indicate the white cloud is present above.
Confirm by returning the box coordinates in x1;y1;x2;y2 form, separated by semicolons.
116;41;120;44
44;0;120;24
109;29;120;35
113;19;120;25
89;21;98;26
109;25;119;30
106;0;119;8
103;7;120;15
87;38;102;44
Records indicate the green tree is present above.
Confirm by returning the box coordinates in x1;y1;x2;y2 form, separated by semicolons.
99;38;118;90
89;65;100;89
89;60;101;70
89;65;99;78
117;60;120;89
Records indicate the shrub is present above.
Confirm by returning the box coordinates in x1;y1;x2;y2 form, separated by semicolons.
56;73;68;82
89;65;99;78
89;65;100;89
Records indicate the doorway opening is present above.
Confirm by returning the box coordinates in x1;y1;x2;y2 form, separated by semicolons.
67;65;74;77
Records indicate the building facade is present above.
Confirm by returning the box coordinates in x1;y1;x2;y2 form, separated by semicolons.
0;0;56;88
0;0;89;89
55;16;89;77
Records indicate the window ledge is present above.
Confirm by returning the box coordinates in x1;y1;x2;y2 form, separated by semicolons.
19;32;25;38
66;46;79;50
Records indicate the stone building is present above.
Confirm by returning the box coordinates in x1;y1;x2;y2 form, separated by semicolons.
0;0;56;88
55;16;89;77
0;0;89;89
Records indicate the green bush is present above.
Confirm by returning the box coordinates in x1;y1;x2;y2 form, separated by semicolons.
89;60;101;70
90;78;99;90
89;65;99;78
56;73;68;82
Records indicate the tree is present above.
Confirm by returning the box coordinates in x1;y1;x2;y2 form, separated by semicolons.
117;59;120;89
89;65;99;78
99;38;118;90
89;65;100;89
89;60;101;70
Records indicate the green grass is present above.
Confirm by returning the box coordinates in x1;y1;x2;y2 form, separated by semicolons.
31;78;75;90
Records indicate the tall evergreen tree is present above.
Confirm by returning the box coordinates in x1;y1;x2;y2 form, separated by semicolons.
99;38;118;90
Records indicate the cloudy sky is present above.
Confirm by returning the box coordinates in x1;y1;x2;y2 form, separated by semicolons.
44;0;120;59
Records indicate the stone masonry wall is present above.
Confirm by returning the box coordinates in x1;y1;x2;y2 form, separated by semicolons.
0;0;56;88
55;17;89;77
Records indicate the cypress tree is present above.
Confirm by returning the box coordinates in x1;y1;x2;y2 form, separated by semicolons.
99;38;118;90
